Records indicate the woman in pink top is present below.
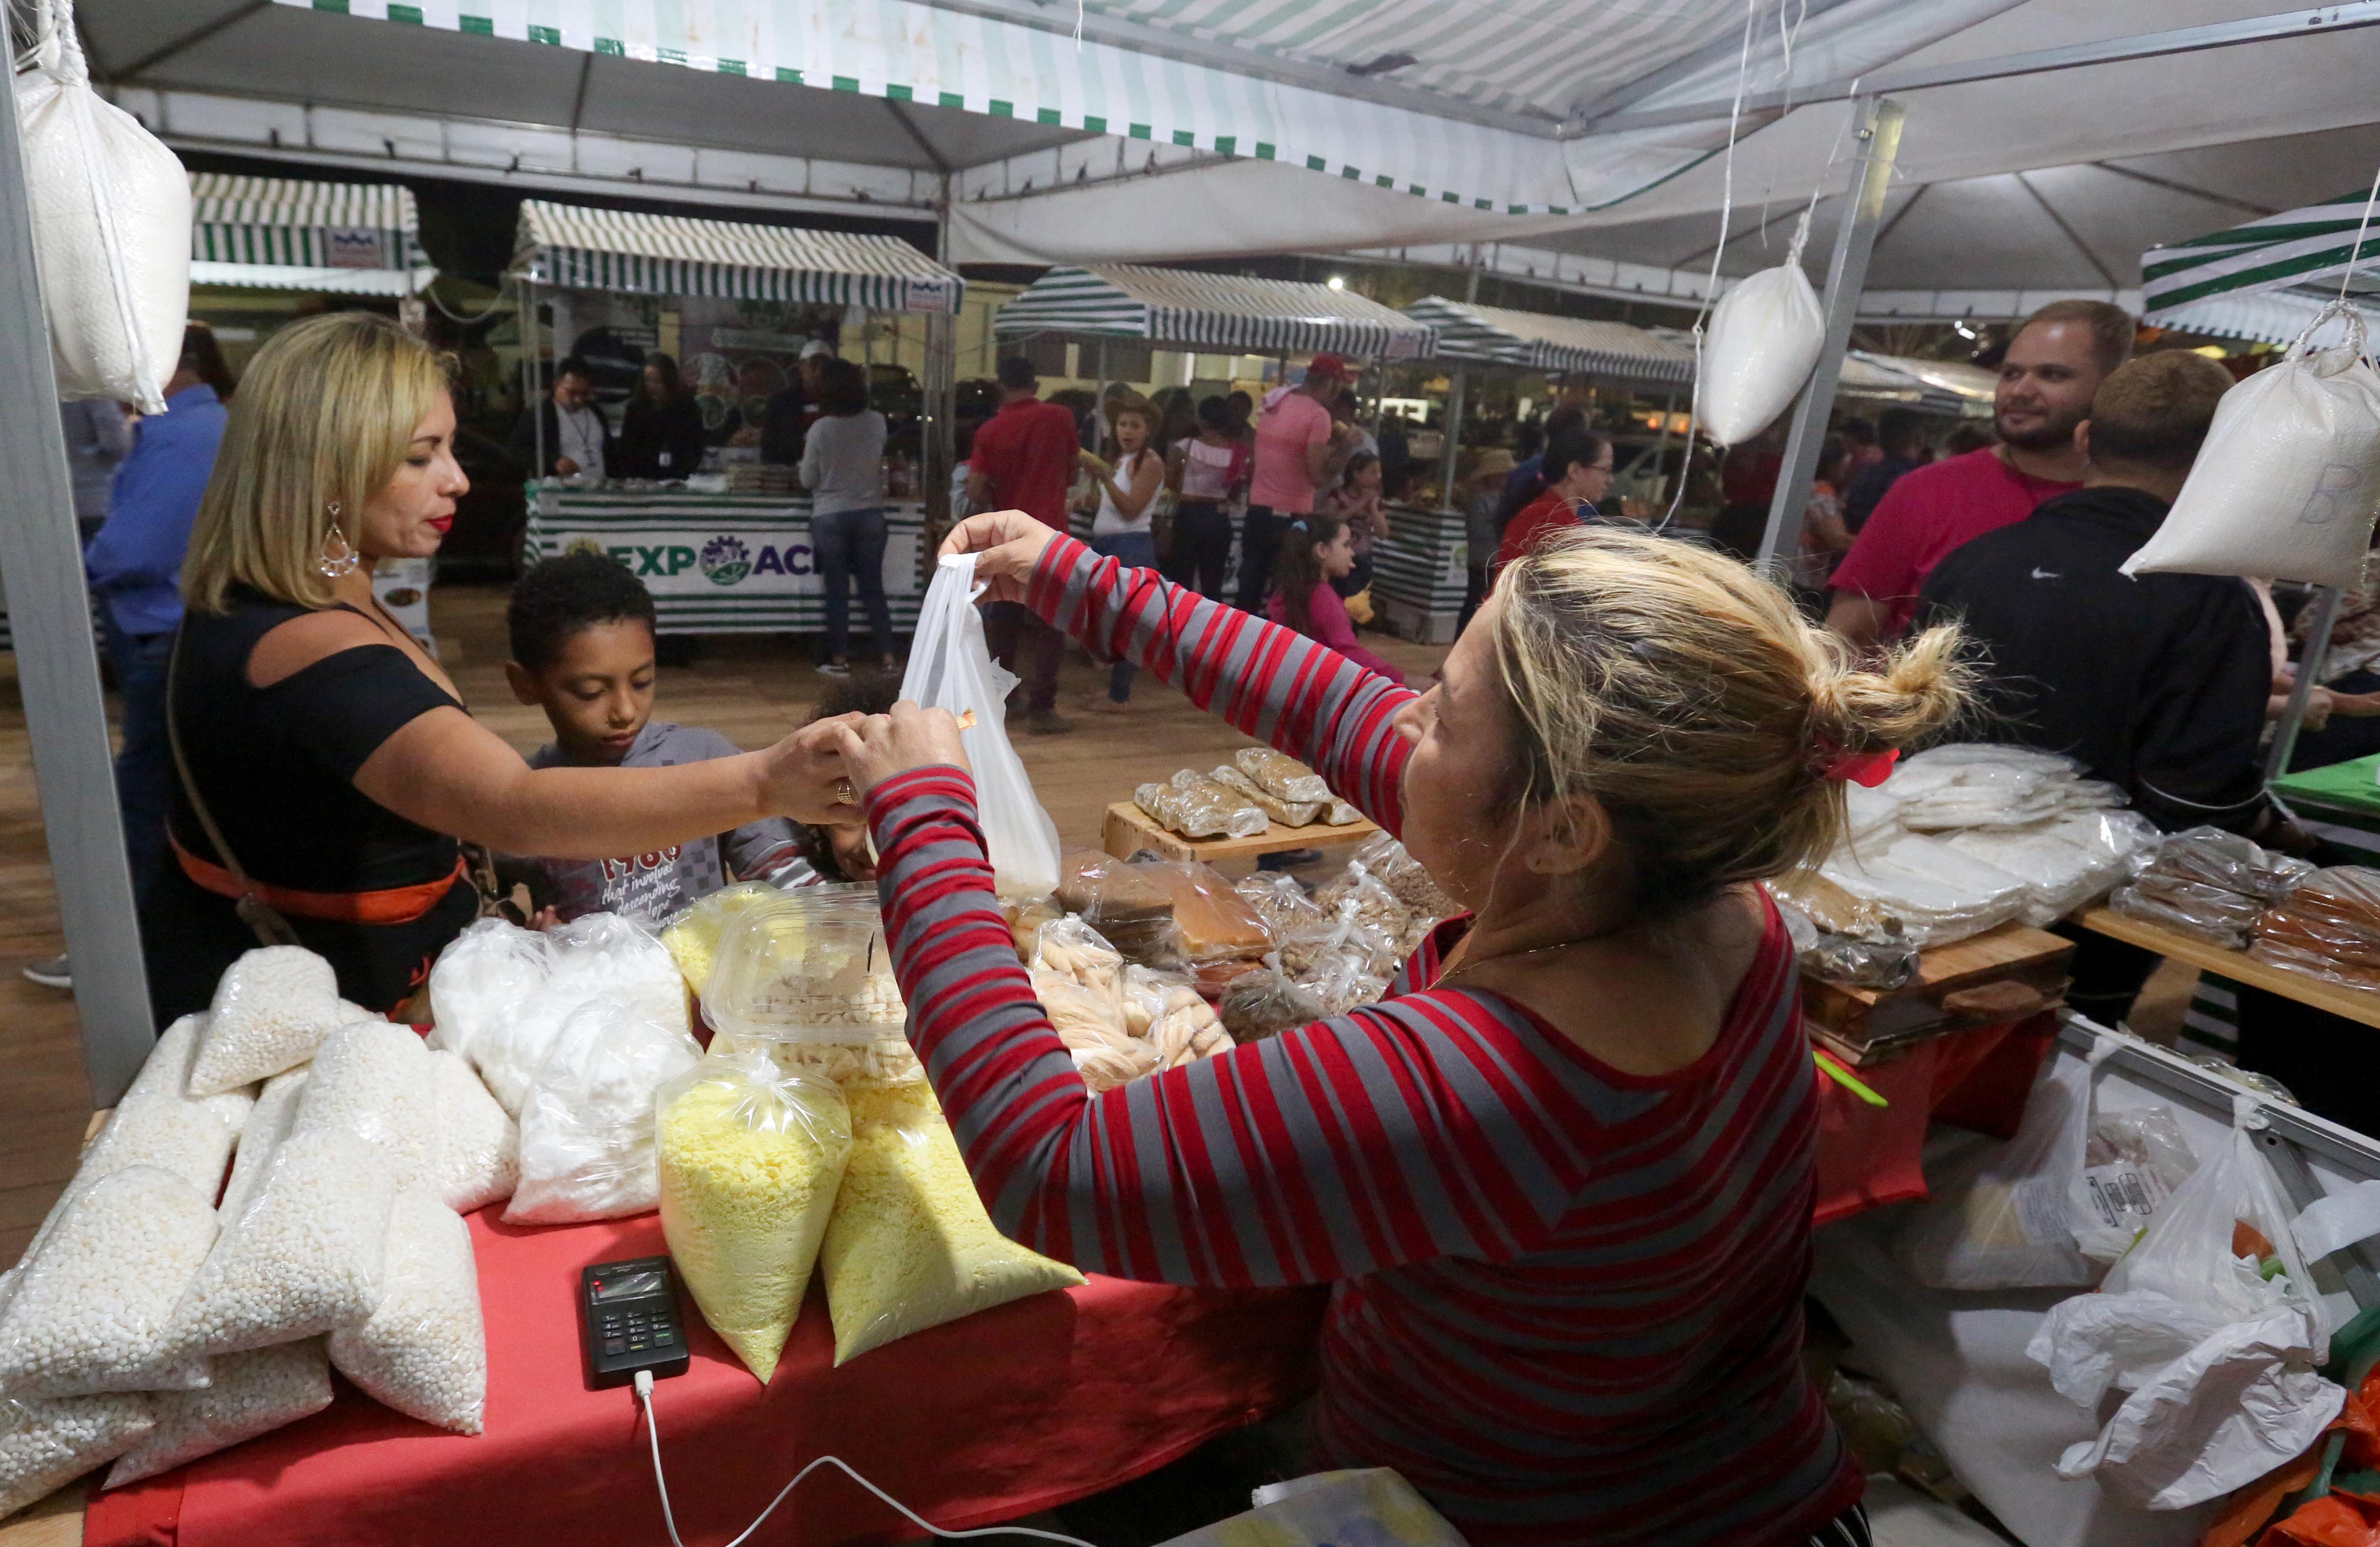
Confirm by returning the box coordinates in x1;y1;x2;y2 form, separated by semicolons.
1267;512;1406;685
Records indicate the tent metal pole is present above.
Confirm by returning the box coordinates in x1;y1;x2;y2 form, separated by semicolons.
1650;390;1679;504
1436;366;1468;513
2267;585;2341;783
922;172;958;530
1757;96;1905;577
529;276;546;483
0;0;156;1104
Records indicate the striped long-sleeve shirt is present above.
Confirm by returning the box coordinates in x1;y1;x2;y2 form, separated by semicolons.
865;534;1859;1547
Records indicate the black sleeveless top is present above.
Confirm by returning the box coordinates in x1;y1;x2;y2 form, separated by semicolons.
143;587;476;1021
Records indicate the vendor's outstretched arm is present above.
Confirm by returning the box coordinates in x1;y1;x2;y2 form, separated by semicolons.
1029;527;1417;833
869;767;1587;1288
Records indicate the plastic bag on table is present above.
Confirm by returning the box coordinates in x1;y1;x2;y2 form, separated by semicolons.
327;1190;486;1433
547;913;691;1039
2111;876;2266;951
2143;827;2314;903
290;1021;441;1196
1894;1037;2110;1291
1028;969;1156;1092
1295;873;1408;976
0;1167;217;1397
14;0;191;414
1802;926;1920;990
504;1000;702;1225
655;1047;850;1383
656;882;781;996
426;918;551;1068
700;887;906;1049
0;1392;154;1521
1136;775;1267;840
898;554;1062;898
105;1340;332;1488
1132;862;1273;963
189;946;346;1095
2125;301;2380;590
1217;967;1328;1044
1233;747;1329;805
1056;850;1181;965
2250;866;2380;988
1209;764;1321;828
819;1077;1083;1365
1819;834;2033;949
1234;872;1326;941
2032;1099;2342;1510
1696;254;1825;447
1297;945;1392;1018
1027;914;1126;1000
1117;966;1231;1068
1342;832;1457;921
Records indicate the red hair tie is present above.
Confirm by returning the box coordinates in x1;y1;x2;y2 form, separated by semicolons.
1821;747;1899;787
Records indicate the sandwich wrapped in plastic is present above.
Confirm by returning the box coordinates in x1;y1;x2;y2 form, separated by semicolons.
1233;747;1329;805
1136;774;1267;839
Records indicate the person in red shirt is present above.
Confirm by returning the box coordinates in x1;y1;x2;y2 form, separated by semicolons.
1826;299;2134;647
1495;431;1616;575
965;356;1090;734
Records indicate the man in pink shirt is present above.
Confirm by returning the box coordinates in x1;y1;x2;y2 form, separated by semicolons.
1237;353;1361;613
1827;300;2135;647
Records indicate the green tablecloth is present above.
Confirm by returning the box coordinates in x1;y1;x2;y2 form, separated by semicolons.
2274;754;2380;820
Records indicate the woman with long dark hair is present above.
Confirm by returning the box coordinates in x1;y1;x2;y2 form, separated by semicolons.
616;352;706;480
1264;512;1406;686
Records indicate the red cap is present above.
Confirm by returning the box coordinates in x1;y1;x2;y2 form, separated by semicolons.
1305;353;1349;382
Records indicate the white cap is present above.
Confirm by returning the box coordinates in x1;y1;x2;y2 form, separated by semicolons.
799;340;835;360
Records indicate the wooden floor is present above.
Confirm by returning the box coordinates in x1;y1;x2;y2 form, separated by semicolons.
0;581;1452;1269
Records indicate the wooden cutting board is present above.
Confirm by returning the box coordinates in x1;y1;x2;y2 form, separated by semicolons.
1802;921;2074;1064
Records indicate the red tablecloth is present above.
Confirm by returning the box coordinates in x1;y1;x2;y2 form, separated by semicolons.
88;1211;1325;1547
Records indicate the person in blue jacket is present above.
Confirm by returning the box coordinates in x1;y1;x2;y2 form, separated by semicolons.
31;325;235;992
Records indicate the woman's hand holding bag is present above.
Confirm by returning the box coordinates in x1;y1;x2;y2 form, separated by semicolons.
939;510;1062;605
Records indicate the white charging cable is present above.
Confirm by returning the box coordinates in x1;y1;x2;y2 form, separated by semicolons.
634;1369;1102;1547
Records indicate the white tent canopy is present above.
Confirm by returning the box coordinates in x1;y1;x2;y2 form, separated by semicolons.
188;170;434;294
1401;295;1692;385
995;265;1428;357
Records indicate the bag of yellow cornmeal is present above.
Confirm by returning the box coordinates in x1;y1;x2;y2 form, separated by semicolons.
656;1050;850;1383
657;883;780;997
820;1080;1084;1365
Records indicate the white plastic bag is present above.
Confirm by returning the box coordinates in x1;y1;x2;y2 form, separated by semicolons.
2124;301;2380;590
897;554;1062;898
426;1050;518;1213
504;1000;701;1225
426;919;551;1068
1696;244;1825;448
13;0;190;413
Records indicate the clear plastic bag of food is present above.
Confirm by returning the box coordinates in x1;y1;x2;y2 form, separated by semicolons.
1233;747;1329;805
290;1022;440;1197
426;1049;519;1213
657;882;783;997
1288;882;1406;979
1056;851;1180;965
2111;876;2265;950
106;1341;332;1488
505;1000;703;1226
217;1068;307;1227
1209;764;1321;828
1028;914;1125;999
1234;872;1326;941
1133;862;1273;963
426;919;551;1067
546;913;691;1040
121;1014;256;1135
1298;947;1391;1018
1217;967;1327;1043
1028;969;1156;1092
819;1079;1082;1365
656;1047;851;1384
701;887;905;1048
1342;833;1457;921
0;1167;217;1397
190;946;346;1095
1117;966;1232;1068
327;1191;486;1433
1;1392;155;1520
2144;827;2313;903
2249;869;2380;987
1135;775;1266;839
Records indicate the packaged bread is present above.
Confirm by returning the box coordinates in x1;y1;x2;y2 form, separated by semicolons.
1132;862;1273;962
1234;747;1330;805
1057;850;1181;964
1210;765;1322;828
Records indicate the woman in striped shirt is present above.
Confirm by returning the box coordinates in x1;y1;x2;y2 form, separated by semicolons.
835;514;1968;1547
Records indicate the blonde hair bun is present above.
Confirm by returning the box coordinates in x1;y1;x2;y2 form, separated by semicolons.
1490;529;1971;915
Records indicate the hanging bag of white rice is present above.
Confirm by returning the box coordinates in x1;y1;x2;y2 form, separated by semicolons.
1695;218;1825;448
655;1047;850;1384
2123;301;2380;590
13;0;190;412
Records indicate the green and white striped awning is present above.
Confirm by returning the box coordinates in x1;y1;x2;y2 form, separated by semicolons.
1839;351;1997;419
190;262;439;297
189;172;430;276
514;202;961;313
994;266;1430;358
1402;295;1691;385
2142;191;2380;325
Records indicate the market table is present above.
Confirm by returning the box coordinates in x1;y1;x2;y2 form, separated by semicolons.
523;484;929;637
2075;904;2380;1029
79;1210;1325;1547
1101;801;1380;873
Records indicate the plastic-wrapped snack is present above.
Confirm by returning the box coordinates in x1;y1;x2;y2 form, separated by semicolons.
1769;869;1895;937
1132;862;1272;963
121;1015;256;1135
1209;764;1321;828
1135;775;1267;840
189;946;346;1095
164;1126;399;1357
0;1393;153;1520
1299;946;1391;1018
1029;914;1125;999
426;919;550;1067
506;1001;703;1226
291;1022;441;1196
701;888;907;1049
657;881;782;997
2251;866;2380;988
1323;798;1363;826
2148;826;2314;902
819;1080;1083;1365
328;1191;486;1433
1233;747;1329;804
426;1050;519;1213
1234;871;1326;941
1217;968;1327;1043
1299;871;1410;976
1141;977;1232;1068
1005;896;1065;962
1028;968;1156;1092
217;1069;308;1227
0;1168;217;1397
2111;875;2265;950
75;1097;238;1205
106;1340;333;1487
1056;851;1179;965
656;1049;850;1384
1344;833;1457;920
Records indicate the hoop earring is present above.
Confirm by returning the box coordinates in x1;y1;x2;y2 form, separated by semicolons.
317;504;360;581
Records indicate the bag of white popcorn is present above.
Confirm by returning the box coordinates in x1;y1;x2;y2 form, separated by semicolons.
0;1392;153;1520
328;1191;486;1433
190;947;348;1095
291;1023;440;1196
427;1050;517;1213
104;1340;332;1488
0;1168;217;1397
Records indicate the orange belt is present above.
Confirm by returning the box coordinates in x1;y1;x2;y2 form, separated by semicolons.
171;836;467;926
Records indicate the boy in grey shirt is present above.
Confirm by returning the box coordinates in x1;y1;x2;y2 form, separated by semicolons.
500;554;867;924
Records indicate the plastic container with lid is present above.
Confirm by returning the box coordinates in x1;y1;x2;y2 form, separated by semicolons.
700;886;906;1048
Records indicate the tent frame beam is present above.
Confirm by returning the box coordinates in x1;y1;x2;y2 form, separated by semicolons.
1758;96;1905;575
0;0;158;1105
1580;1;2380;133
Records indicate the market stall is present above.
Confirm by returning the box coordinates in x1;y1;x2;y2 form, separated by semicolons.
513;201;963;637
